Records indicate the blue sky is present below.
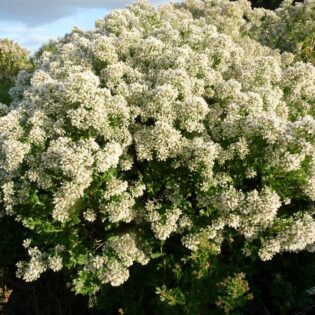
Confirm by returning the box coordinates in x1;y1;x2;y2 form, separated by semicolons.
0;1;169;53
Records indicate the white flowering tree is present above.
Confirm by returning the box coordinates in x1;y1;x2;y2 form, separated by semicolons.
1;0;315;313
249;0;315;64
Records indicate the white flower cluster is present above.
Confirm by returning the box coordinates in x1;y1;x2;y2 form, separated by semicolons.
1;0;315;289
83;208;97;222
259;213;315;261
237;187;282;239
102;191;135;223
80;233;148;290
182;218;226;252
1;181;15;216
16;241;63;282
146;200;182;241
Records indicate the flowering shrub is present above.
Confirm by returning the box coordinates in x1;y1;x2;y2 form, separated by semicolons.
248;0;315;64
1;0;315;313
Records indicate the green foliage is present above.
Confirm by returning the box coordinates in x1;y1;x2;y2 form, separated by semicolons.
0;39;34;313
0;39;33;105
1;1;315;315
0;80;13;105
249;0;315;64
0;38;32;81
215;273;253;314
34;39;59;59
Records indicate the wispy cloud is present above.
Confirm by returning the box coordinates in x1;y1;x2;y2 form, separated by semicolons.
0;22;51;52
0;7;109;53
0;0;171;53
0;0;168;26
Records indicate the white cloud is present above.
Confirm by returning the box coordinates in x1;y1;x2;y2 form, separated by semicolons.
0;22;51;52
0;0;167;26
0;0;171;53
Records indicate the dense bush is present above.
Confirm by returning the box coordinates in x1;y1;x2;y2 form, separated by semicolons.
0;39;33;313
1;0;315;314
249;0;315;64
0;39;32;105
0;39;32;82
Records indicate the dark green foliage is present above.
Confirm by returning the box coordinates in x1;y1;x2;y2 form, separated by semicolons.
34;39;59;59
91;239;315;314
249;0;303;9
0;80;12;105
250;0;282;9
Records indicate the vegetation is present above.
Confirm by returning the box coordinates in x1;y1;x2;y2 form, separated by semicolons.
1;1;315;314
249;0;315;64
0;80;13;105
0;39;32;105
0;39;32;81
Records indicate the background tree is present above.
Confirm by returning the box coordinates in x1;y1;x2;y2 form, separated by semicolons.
0;39;32;104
